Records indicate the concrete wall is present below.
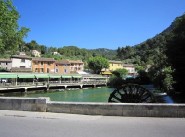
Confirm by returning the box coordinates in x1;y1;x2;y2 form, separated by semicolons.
0;97;185;117
47;102;185;117
0;97;49;112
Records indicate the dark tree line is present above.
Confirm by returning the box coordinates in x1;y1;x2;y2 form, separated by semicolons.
117;14;185;94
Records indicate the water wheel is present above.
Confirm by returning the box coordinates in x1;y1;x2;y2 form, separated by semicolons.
108;84;156;103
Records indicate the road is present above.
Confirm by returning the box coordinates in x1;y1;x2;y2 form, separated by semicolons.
0;110;185;137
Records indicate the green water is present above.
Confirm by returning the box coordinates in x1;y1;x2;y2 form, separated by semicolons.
22;87;113;102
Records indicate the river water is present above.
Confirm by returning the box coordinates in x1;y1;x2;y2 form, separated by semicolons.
23;87;113;102
2;87;174;103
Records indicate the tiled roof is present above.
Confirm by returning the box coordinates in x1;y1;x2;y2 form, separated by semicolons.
0;58;12;62
32;57;55;62
68;60;83;64
11;55;32;59
55;60;70;65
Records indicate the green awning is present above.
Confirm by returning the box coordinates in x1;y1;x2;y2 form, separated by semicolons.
17;74;35;78
34;74;49;78
72;75;82;78
0;74;17;78
61;75;72;78
49;75;61;78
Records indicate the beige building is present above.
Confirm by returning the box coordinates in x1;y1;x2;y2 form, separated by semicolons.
68;60;84;73
55;60;70;74
123;64;136;76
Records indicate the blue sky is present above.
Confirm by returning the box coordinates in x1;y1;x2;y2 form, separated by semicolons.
13;0;185;49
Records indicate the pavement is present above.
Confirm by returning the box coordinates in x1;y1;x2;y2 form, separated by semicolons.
0;110;185;137
0;110;102;120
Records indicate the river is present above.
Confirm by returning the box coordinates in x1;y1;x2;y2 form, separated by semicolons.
2;87;174;103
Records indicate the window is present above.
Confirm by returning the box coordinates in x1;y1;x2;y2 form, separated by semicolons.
47;68;50;73
21;59;25;63
35;68;38;72
41;62;43;65
64;69;67;73
41;68;44;72
35;61;38;65
56;69;58;73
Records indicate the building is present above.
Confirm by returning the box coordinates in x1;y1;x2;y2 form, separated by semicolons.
31;50;41;57
68;60;84;73
123;64;136;76
32;57;55;73
52;52;60;55
108;60;123;71
55;60;70;74
11;55;32;72
0;59;12;71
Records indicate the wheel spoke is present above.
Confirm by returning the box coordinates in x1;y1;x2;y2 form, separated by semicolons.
108;84;156;103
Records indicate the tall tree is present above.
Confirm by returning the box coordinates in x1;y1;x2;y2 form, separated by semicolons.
0;0;29;55
88;56;109;74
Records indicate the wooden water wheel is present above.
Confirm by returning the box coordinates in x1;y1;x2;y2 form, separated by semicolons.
108;84;156;103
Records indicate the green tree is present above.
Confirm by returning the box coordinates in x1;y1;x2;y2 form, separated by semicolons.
166;14;185;93
0;0;29;54
88;56;109;74
112;68;128;78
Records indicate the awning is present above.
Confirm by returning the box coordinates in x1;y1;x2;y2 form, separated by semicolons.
34;74;49;78
61;75;72;78
72;75;82;78
0;74;17;78
101;71;112;75
17;74;35;78
49;75;61;78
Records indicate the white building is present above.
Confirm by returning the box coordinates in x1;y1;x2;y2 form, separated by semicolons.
31;50;41;57
11;55;32;72
52;52;60;55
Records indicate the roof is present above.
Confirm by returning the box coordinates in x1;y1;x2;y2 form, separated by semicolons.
68;60;84;64
32;57;55;62
0;58;12;62
123;64;135;67
55;60;70;65
11;55;32;60
109;60;123;64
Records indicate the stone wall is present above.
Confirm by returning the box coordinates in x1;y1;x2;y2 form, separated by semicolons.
47;101;185;117
0;97;48;112
0;97;185;117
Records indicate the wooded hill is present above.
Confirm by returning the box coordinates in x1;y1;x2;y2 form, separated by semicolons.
116;13;185;93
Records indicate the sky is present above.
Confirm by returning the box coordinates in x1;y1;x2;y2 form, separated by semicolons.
13;0;185;49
